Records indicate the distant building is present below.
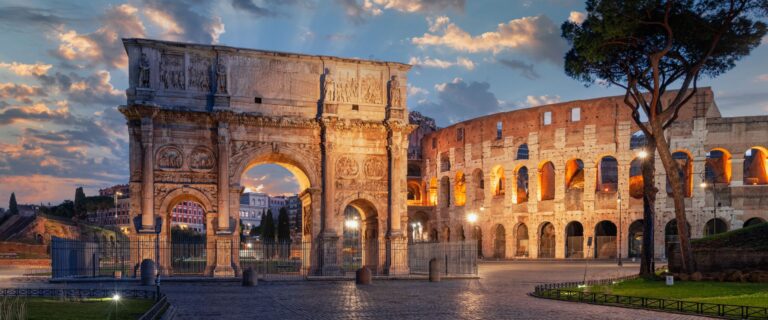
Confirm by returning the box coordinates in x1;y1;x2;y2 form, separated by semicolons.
17;204;41;217
240;192;268;231
86;197;130;229
170;201;205;233
99;184;130;197
287;196;302;231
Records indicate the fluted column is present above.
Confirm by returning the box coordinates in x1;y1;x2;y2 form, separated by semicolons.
140;116;155;232
217;122;231;233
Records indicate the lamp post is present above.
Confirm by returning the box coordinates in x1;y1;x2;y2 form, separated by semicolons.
617;194;623;267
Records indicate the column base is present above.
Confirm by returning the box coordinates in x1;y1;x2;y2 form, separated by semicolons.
213;238;234;277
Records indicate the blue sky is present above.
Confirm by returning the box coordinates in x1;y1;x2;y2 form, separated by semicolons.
0;0;766;204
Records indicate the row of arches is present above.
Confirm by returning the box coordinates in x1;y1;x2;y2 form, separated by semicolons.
480;217;766;259
425;146;768;207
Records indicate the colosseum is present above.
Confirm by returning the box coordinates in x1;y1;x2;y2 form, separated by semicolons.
406;87;768;260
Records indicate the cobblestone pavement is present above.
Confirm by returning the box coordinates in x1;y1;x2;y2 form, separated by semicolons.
160;261;708;320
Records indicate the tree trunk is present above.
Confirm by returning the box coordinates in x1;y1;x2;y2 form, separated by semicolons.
654;130;695;273
640;143;657;278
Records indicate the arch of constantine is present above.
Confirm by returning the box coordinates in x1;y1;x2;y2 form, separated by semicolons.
407;89;768;260
120;39;412;276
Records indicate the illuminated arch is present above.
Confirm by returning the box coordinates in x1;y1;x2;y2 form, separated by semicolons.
538;161;555;201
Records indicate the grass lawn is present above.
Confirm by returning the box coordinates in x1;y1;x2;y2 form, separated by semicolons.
26;297;154;320
576;278;768;308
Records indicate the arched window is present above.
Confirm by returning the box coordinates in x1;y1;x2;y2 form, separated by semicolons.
597;156;618;193
630;130;648;150
407;182;422;202
565;159;584;191
472;169;484;204
492;165;505;196
744;217;765;228
407;163;421;177
594;221;617;259
744;147;768;185
666;151;693;197
428;177;438;206
493;224;506;259
454;171;466;206
440;176;450;207
629;158;643;199
705;149;731;185
515;223;529;257
539;222;555;258
704;218;728;236
565;221;584;258
440;153;451;172
515;166;529;203
516;144;529;160
539;161;555;201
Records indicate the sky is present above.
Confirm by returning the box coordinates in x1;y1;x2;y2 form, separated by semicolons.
0;0;766;205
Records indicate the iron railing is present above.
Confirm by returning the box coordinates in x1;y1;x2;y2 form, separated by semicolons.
51;237;478;280
0;288;158;300
532;276;768;320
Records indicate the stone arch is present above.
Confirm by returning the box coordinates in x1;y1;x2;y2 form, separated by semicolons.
439;176;451;208
538;161;555;201
594;220;617;259
341;197;382;272
472;225;483;258
232;147;318;192
407;181;423;203
157;187;215;276
409;211;429;243
744;217;765;228
471;168;484;205
516;143;529;160
454;171;466;206
704;218;728;236
564;221;584;258
158;186;216;235
744;146;768;185
492;224;506;259
629;157;644;199
664;218;691;258
491;165;505;196
705;148;732;185
428;177;438;206
539;222;555;258
628;220;644;258
514;223;529;257
597;155;618;193
514;165;529;203
565;159;585;191
441;226;451;242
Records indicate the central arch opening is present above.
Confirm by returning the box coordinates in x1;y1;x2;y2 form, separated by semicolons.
169;200;207;275
237;155;314;277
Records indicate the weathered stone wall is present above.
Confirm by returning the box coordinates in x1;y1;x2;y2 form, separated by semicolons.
409;87;768;260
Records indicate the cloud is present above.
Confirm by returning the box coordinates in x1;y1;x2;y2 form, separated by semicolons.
568;11;585;24
54;4;146;69
231;0;314;17
407;84;428;97
0;175;107;205
498;58;539;80
0;103;71;125
715;91;768;117
36;70;124;107
337;0;464;23
414;78;512;126
412;15;566;64
0;61;53;76
0;83;46;103
524;95;561;107
408;56;475;70
756;74;768;82
141;0;226;44
241;164;299;195
0;6;68;32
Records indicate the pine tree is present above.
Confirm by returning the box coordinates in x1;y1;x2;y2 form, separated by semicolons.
74;187;86;219
277;207;290;243
8;192;19;215
263;209;275;244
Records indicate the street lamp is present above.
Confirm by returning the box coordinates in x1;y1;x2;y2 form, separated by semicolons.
617;194;623;267
637;150;648;159
466;212;478;224
345;217;359;229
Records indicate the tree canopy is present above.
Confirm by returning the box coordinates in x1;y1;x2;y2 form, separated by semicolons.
277;207;291;242
262;210;276;243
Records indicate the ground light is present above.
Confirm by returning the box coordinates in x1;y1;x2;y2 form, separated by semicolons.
112;294;120;301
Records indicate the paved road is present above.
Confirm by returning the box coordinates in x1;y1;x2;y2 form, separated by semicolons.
161;261;707;320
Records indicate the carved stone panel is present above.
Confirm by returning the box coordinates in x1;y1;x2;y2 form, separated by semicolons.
188;54;211;92
160;53;185;90
336;156;359;178
157;145;184;170
327;68;358;103
361;71;383;104
363;156;386;179
189;147;216;171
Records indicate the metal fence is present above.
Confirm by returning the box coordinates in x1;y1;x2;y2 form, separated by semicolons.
532;276;768;320
0;288;158;300
51;237;477;280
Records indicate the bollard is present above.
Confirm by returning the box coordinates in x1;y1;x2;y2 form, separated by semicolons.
242;267;257;286
140;259;156;286
114;271;122;279
429;258;441;282
356;267;372;285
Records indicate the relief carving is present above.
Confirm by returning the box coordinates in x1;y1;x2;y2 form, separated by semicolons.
363;157;386;179
188;54;210;92
324;69;357;103
216;56;227;94
389;75;402;108
154;171;218;184
322;69;335;103
189;147;216;171
157;146;183;170
138;53;150;88
336;156;359;178
334;179;388;192
160;53;185;90
361;74;383;104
